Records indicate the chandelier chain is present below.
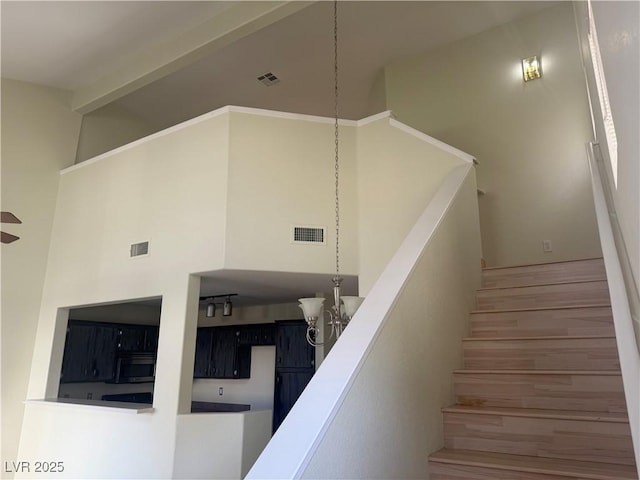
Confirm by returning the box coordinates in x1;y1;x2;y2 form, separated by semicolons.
333;0;340;279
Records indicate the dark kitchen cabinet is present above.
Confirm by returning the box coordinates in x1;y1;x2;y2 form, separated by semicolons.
272;320;315;432
238;323;276;346
193;328;213;378
273;370;314;432
117;325;159;353
193;327;251;379
275;321;315;369
211;327;240;378
61;321;119;383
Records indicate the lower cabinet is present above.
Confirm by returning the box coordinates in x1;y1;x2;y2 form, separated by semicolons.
272;370;314;432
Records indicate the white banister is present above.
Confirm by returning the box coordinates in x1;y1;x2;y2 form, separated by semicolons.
587;142;640;474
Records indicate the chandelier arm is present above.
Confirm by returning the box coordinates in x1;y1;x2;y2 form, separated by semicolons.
306;326;324;347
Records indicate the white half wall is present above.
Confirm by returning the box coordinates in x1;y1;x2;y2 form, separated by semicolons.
173;409;272;480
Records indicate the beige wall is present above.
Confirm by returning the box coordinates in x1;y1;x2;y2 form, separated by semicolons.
384;3;601;267
75;103;159;164
224;112;358;276
355;118;467;294
0;79;82;474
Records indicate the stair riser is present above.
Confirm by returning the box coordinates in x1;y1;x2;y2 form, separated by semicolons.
463;338;620;371
443;412;635;465
429;462;579;480
454;373;627;413
476;282;610;311
482;259;606;289
470;307;614;338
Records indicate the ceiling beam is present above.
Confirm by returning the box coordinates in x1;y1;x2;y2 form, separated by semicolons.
71;1;314;114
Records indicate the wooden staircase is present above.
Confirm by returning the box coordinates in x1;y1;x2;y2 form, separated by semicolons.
428;258;638;480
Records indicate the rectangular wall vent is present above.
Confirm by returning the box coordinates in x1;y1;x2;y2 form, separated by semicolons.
130;241;149;257
292;226;326;245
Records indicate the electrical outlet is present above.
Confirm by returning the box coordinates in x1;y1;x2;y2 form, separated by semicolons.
218;387;223;396
542;240;552;253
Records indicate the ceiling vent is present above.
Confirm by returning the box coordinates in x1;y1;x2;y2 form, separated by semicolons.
292;226;326;245
130;241;149;257
257;72;280;86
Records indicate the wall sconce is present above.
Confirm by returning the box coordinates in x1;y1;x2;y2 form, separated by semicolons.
522;55;541;82
200;294;237;317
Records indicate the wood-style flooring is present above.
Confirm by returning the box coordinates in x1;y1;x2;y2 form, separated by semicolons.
428;258;638;479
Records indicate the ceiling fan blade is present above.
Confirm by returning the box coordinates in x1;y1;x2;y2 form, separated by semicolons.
1;212;21;224
1;231;20;244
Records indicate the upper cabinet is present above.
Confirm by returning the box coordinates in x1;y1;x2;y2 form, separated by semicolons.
238;323;275;346
116;325;159;353
275;321;315;370
61;321;119;383
193;323;276;379
61;320;158;384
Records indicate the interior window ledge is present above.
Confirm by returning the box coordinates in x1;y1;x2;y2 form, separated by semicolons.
24;398;154;414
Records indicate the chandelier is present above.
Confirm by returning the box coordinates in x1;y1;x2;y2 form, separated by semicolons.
299;0;363;347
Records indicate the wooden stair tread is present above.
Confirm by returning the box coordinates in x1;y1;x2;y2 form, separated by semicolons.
454;369;622;375
463;335;615;342
471;304;611;314
481;257;604;272
429;448;638;480
443;405;630;422
478;279;608;292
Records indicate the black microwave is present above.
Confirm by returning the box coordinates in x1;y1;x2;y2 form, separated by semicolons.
114;353;156;383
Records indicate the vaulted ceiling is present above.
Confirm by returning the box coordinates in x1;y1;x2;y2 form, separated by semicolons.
2;1;557;129
1;1;558;305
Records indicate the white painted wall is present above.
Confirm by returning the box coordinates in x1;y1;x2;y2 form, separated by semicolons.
224;111;358;276
384;3;601;267
173;409;272;480
355;117;468;294
0;79;82;474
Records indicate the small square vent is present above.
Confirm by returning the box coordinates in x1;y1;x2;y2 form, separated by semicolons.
257;72;280;86
292;226;326;245
130;241;149;257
